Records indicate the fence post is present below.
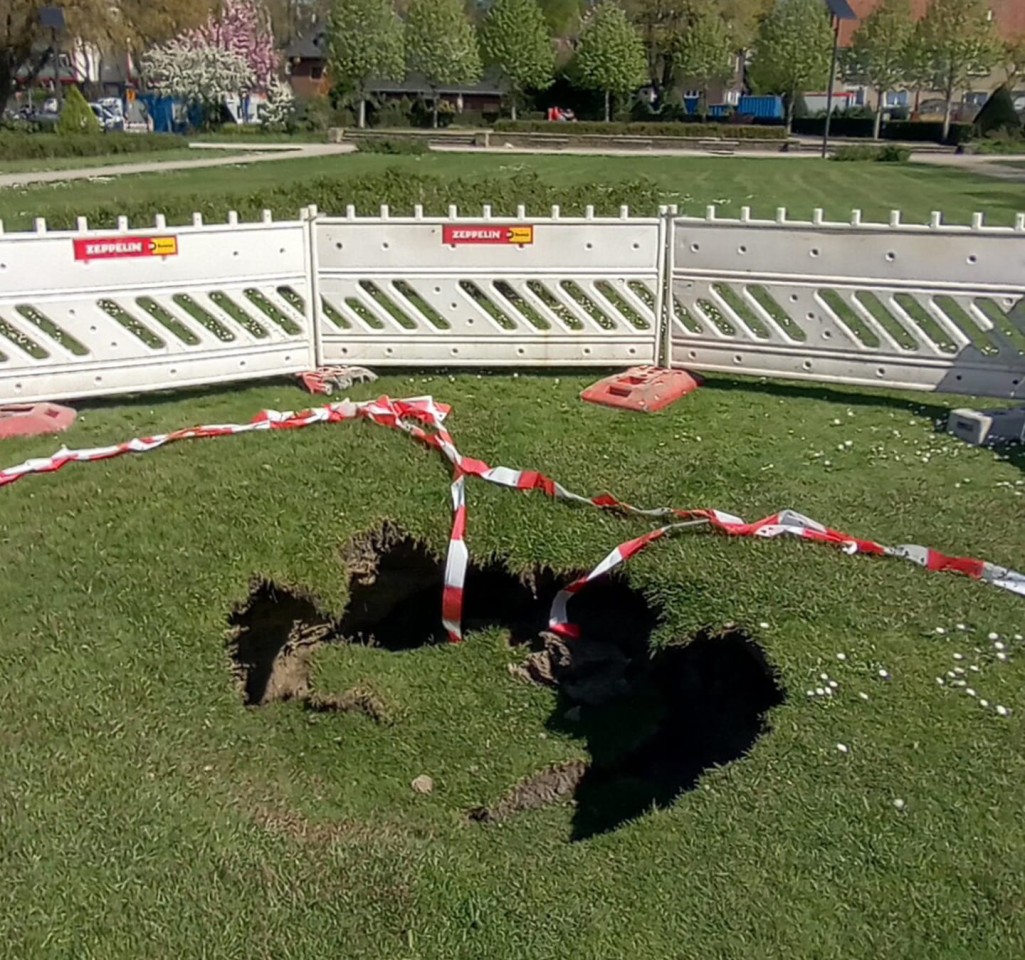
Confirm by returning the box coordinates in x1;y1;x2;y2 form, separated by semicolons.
303;205;324;370
658;206;677;368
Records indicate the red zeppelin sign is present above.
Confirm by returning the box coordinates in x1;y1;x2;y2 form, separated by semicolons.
73;236;179;261
442;224;534;246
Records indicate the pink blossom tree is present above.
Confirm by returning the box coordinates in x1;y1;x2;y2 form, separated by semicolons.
187;0;281;90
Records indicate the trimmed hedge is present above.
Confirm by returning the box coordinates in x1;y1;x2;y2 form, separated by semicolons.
883;121;973;145
355;138;428;155
492;120;788;140
0;132;185;161
12;171;667;232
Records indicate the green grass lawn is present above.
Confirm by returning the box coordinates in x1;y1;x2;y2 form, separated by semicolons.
0;148;241;176
0;371;1024;960
0;151;1023;228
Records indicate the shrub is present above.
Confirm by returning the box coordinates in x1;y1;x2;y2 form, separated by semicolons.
830;144;884;161
355;138;428;155
0;132;183;160
491;120;787;139
883;120;972;145
56;86;101;136
974;84;1021;138
13;171;667;232
972;130;1025;155
830;144;909;163
294;95;334;132
370;97;413;129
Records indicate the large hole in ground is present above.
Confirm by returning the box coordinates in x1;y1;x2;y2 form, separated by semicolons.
478;627;786;840
226;525;785;838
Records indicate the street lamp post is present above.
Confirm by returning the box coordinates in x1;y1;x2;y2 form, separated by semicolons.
821;0;858;159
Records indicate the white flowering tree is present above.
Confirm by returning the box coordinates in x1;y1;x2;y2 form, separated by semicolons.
143;40;255;126
261;76;297;130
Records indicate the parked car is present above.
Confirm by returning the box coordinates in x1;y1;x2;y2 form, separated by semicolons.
90;99;126;132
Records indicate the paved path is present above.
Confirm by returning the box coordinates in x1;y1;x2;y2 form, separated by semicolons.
3;137;1024;188
0;142;355;189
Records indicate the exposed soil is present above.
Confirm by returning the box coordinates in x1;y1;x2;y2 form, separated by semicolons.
483;627;786;839
227;524;786;839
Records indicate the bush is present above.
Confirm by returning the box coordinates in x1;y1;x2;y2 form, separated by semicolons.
830;144;909;163
972;130;1025;155
793;116;876;138
830;144;884;161
370;97;413;129
56;86;101;136
294;95;335;133
883;120;973;145
0;131;183;160
974;84;1021;138
491;120;787;139
14;171;668;232
355;138;428;155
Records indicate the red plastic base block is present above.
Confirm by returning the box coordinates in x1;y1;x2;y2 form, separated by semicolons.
581;366;701;413
0;403;77;439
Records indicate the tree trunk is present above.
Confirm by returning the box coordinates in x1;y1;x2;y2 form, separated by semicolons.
0;59;14;115
942;73;954;143
784;93;794;136
358;97;366;129
604;89;611;122
511;99;517;121
874;87;884;140
700;86;709;123
432;95;439;129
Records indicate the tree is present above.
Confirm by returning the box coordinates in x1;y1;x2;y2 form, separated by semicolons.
187;0;280;89
575;1;647;121
674;1;736;121
55;85;100;134
748;0;832;134
142;40;255;125
1005;35;1025;84
405;0;482;128
973;83;1021;137
1;0;214;112
539;0;585;38
480;0;554;120
915;0;1001;141
623;0;692;108
846;0;915;139
327;0;404;128
261;75;298;129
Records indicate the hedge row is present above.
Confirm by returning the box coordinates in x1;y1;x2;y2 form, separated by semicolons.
0;132;184;161
491;120;788;140
793;117;973;145
15;171;667;232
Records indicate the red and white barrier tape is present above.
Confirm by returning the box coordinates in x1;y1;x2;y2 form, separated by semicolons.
2;395;1023;639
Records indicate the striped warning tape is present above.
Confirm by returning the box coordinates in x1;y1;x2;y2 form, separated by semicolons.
1;395;1022;640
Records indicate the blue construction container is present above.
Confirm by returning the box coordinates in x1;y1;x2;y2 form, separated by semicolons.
737;95;783;119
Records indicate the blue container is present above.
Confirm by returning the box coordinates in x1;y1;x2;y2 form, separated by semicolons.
737;95;783;120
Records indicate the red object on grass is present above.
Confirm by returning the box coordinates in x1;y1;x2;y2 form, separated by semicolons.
0;403;77;440
581;366;701;413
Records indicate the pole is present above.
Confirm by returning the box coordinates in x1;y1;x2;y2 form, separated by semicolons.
821;15;841;158
52;27;63;110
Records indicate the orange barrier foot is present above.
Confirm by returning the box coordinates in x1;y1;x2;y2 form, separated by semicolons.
0;403;77;440
581;366;701;413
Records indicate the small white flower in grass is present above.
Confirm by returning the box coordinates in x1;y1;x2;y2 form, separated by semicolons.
966;688;976;697
893;798;905;811
946;671;956;678
836;743;849;754
878;668;891;679
970;665;980;673
988;632;1000;641
954;667;965;675
816;687;826;696
806;690;816;697
953;653;964;660
934;626;946;635
997;652;1008;661
824;687;834;697
996;705;1009;716
828;680;838;689
1014;633;1023;641
836;652;847;661
859;692;870;700
936;677;945;685
820;673;830;681
980;700;989;708
759;621;769;629
994;641;1005;651
956;623;967;631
